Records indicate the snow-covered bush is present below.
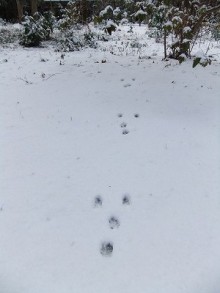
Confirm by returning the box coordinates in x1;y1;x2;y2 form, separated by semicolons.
193;51;212;68
57;3;78;31
20;13;48;47
120;18;128;25
149;1;220;61
134;9;147;25
149;4;168;37
95;5;114;27
99;5;114;20
123;0;136;22
55;28;83;51
113;7;122;23
0;18;6;26
209;11;220;40
95;5;119;35
55;26;101;52
123;0;151;23
104;20;117;35
41;11;56;40
0;24;21;44
83;30;98;48
96;4;125;25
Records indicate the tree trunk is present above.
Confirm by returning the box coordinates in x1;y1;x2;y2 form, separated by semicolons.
30;0;38;16
163;29;167;59
16;0;24;22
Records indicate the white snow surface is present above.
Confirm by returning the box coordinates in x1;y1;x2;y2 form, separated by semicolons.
1;25;220;293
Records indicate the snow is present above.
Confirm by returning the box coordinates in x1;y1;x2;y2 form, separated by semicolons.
183;38;190;43
164;20;173;27
113;7;121;16
172;16;182;23
106;20;117;28
1;25;220;293
183;26;191;33
99;5;113;17
134;9;147;17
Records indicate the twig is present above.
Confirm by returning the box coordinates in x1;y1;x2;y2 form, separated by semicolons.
18;77;33;84
44;73;61;81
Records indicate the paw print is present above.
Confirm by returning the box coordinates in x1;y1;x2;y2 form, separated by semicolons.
122;194;131;205
100;241;114;256
109;216;120;229
94;196;102;207
94;193;132;256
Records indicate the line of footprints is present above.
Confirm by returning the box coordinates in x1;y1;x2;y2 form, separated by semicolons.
118;113;140;135
94;194;131;257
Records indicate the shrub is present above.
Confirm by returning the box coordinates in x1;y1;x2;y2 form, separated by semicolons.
134;9;147;25
0;25;21;44
104;20;117;35
193;52;212;68
56;29;83;51
41;11;56;40
20;13;47;47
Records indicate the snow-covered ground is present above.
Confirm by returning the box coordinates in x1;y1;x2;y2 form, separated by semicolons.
1;25;220;293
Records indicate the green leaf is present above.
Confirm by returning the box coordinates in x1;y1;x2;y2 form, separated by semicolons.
193;57;201;68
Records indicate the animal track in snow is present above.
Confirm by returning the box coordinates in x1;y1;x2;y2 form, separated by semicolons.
120;122;127;128
94;196;102;207
122;194;131;205
124;83;131;88
122;129;129;135
95;193;132;256
100;241;113;256
109;216;120;229
117;113;141;135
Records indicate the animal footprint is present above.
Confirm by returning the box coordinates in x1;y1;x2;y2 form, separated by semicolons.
100;241;113;256
109;216;120;229
94;196;102;207
118;113;123;118
124;83;131;88
96;191;133;256
134;113;139;118
120;122;127;128
122;129;129;135
122;194;131;205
